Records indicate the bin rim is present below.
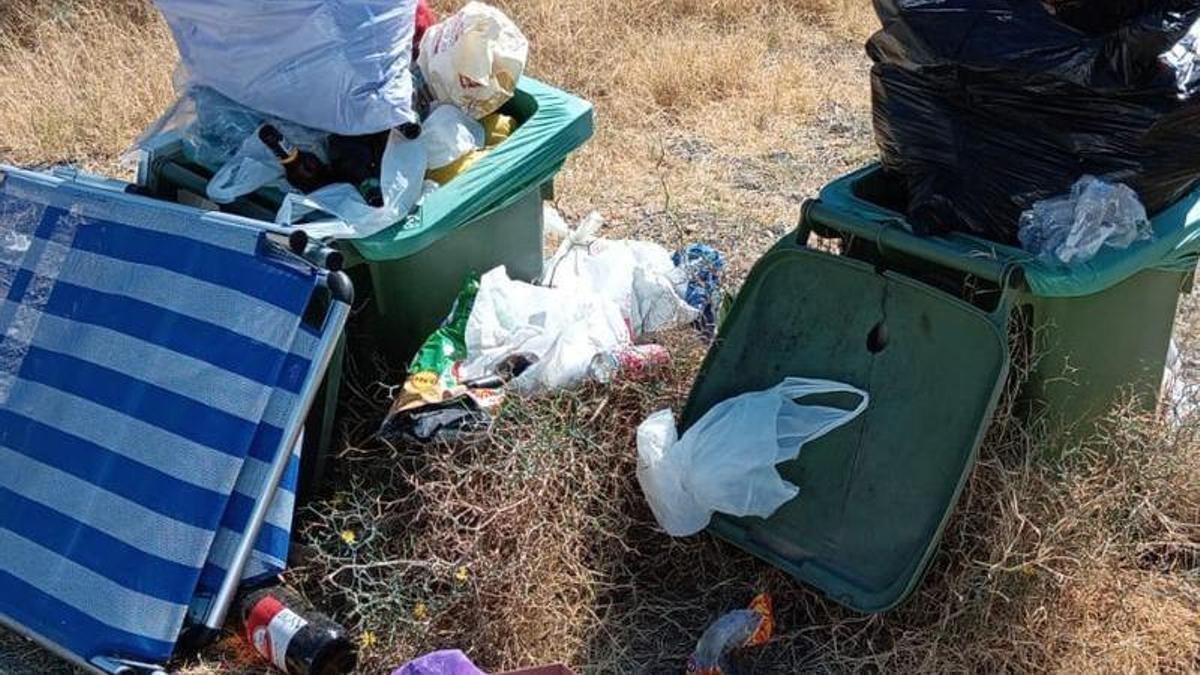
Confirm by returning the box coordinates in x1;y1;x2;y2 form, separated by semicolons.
816;164;1200;298
345;77;594;263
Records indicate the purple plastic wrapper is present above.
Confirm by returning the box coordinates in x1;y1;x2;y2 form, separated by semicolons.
393;649;488;675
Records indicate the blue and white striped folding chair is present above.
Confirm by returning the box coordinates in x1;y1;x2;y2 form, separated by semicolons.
0;165;351;674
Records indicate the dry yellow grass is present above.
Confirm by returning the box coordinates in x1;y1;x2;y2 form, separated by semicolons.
0;1;174;171
1;1;1198;674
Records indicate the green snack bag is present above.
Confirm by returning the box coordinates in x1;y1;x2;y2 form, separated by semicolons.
390;275;480;416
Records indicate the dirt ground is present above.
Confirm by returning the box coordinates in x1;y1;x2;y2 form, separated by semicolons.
1;1;1198;673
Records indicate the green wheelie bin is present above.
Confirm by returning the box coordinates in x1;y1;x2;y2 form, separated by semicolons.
802;165;1199;444
134;77;593;497
343;78;594;364
681;164;1200;612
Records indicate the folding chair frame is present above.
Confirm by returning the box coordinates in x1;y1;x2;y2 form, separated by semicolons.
0;166;353;675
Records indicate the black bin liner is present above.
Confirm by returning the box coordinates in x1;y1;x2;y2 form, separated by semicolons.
869;0;1200;243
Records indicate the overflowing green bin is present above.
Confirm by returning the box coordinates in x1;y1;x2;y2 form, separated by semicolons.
804;165;1199;443
681;164;1200;612
345;77;594;363
139;77;593;496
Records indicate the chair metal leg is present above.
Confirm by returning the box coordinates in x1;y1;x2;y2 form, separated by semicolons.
201;273;353;631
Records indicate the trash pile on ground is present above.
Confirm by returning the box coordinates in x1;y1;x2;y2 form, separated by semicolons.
380;207;725;445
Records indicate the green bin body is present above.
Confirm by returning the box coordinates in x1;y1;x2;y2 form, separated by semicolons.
804;165;1194;445
344;78;594;363
343;181;548;362
139;77;593;496
681;164;1199;613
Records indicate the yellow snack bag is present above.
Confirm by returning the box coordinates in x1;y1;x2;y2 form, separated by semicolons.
482;113;516;146
427;149;488;185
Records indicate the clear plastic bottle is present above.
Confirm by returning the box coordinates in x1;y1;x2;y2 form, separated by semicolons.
687;594;774;675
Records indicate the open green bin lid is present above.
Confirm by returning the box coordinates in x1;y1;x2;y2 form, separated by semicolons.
682;237;1011;612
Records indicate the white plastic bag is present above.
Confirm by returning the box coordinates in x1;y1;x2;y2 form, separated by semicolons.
1161;17;1200;98
418;2;529;119
636;378;869;537
540;211;606;288
459;266;631;393
1017;175;1154;264
1161;339;1198;428
205;135;286;204
542;204;572;240
275;128;428;239
422;104;486;170
205;125;327;204
542;214;699;336
631;263;701;336
154;0;418;134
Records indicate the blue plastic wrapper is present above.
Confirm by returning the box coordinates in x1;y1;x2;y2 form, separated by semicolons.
673;244;726;339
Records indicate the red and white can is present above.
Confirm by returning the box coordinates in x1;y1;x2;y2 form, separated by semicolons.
590;344;672;383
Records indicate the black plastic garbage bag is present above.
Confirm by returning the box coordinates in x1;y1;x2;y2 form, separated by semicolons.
869;0;1200;243
1048;0;1194;34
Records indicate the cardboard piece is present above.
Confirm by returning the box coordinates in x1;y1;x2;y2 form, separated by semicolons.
499;666;576;675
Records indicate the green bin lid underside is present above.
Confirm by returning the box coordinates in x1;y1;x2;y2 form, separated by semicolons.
682;243;1010;612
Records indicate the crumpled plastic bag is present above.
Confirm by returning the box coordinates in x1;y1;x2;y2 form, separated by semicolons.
541;213;700;336
1018;175;1154;264
543;204;572;240
458;266;631;393
128;86;329;204
1161;338;1198;428
636;378;869;537
1162;17;1200;98
275;128;428;239
206;124;328;204
418;2;529;119
154;0;419;135
455;215;704;394
689;594;775;675
206;149;281;204
422;104;486;170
